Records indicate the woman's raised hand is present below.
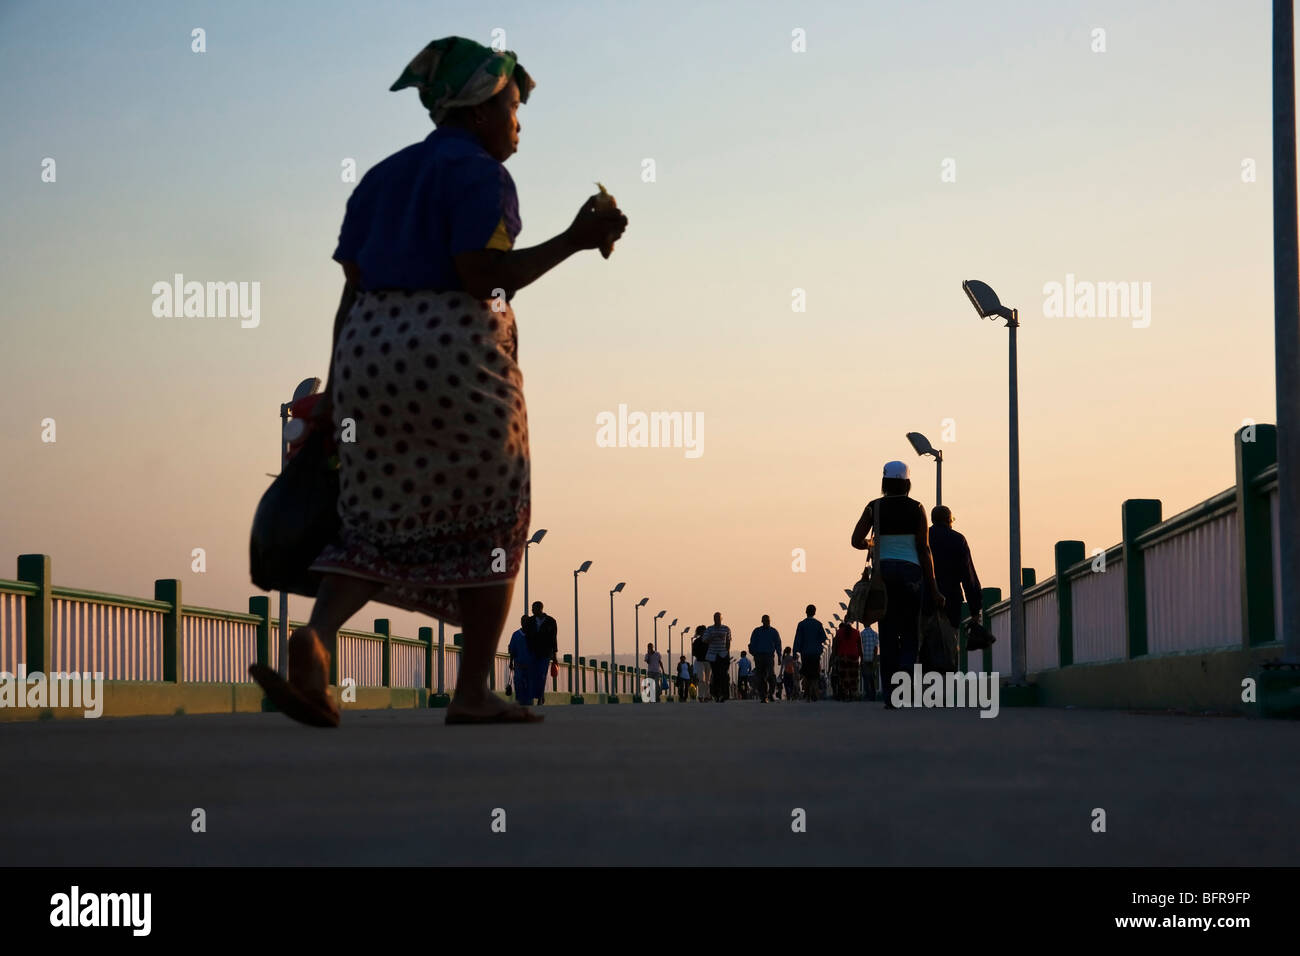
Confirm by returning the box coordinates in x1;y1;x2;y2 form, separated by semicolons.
566;194;628;251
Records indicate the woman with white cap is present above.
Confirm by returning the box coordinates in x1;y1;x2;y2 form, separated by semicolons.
850;461;944;708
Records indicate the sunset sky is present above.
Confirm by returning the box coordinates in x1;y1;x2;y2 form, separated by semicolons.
0;0;1285;664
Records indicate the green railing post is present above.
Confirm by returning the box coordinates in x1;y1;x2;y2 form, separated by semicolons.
249;595;271;669
1054;541;1085;668
981;587;1001;675
1022;568;1036;588
578;656;586;694
17;554;51;674
155;579;182;683
1121;499;1163;659
375;618;391;688
420;626;433;694
1236;424;1278;646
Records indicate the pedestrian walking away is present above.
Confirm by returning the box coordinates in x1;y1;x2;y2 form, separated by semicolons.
929;506;991;654
704;613;732;702
736;651;753;699
691;624;711;701
792;605;826;701
859;623;880;701
832;619;862;701
850;461;944;709
526;601;558;704
644;642;665;702
748;614;782;702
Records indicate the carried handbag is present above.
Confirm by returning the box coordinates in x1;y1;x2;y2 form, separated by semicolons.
550;660;560;679
249;425;341;598
919;610;958;674
849;499;889;625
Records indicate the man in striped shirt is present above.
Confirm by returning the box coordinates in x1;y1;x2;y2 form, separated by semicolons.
859;624;879;701
704;612;731;701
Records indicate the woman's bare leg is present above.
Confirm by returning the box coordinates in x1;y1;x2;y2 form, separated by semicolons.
308;574;384;659
447;580;535;720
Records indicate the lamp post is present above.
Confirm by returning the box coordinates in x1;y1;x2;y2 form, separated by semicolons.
653;610;666;701
667;617;677;664
608;581;625;701
571;560;591;703
962;278;1026;684
906;431;943;508
523;528;548;616
277;376;321;677
633;597;648;702
1273;0;1300;669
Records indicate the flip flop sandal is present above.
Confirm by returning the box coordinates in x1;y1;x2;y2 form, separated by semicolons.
249;664;341;728
444;706;545;725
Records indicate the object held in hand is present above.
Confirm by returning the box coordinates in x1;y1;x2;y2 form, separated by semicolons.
594;182;618;259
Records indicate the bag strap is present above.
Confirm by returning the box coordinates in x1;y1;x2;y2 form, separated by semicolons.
871;498;881;564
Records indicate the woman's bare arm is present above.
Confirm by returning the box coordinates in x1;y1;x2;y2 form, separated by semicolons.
453;233;578;301
850;503;873;550
453;196;627;300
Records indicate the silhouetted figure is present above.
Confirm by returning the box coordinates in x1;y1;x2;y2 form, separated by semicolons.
929;506;989;652
851;462;944;709
792;605;825;701
748;614;781;703
253;35;626;726
525;601;558;704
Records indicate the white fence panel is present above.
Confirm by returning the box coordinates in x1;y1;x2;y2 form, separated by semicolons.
1144;510;1242;653
1025;588;1059;673
1071;560;1126;663
52;599;163;681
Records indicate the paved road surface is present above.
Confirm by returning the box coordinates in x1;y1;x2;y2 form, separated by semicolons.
1;701;1297;865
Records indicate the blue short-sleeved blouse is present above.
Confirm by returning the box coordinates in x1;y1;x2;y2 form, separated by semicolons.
332;125;520;294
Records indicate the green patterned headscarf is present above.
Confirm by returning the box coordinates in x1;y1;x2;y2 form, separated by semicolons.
390;36;534;124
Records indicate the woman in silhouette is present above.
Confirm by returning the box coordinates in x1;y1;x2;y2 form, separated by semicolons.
254;36;627;726
850;461;943;709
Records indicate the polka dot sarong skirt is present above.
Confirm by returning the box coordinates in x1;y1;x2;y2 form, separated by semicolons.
309;289;530;625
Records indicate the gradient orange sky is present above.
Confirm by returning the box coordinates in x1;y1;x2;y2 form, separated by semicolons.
0;0;1285;664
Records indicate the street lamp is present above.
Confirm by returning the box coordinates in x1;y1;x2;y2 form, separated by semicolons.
608;581;625;701
633;597;649;702
1273;0;1300;670
653;611;666;701
906;431;943;508
962;278;1025;684
838;602;848;612
667;617;677;668
524;528;548;615
571;560;592;703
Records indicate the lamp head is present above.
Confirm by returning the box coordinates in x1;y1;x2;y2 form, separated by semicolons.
292;377;321;402
656;610;665;619
576;560;592;574
612;581;625;594
962;279;1017;324
669;618;677;627
906;431;937;458
529;528;548;544
637;597;649;608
